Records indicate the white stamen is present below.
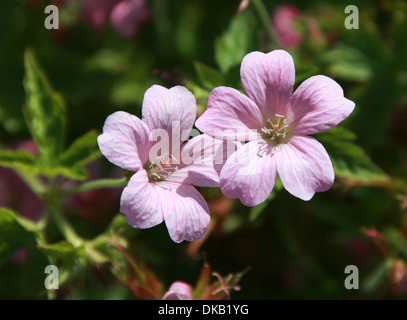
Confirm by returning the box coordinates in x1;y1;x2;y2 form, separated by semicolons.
261;113;289;143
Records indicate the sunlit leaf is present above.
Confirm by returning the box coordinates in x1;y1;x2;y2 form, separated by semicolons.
193;61;224;90
60;129;101;176
0;149;37;173
23;49;66;167
215;10;259;73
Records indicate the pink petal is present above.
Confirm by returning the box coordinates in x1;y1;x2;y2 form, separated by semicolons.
240;50;295;120
110;0;150;39
98;111;152;171
169;134;240;187
289;75;355;135
162;281;193;300
120;170;164;228
195;86;263;141
220;140;278;207
276;135;334;201
142;85;197;140
162;184;210;243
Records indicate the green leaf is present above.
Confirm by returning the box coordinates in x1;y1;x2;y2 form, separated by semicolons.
60;130;101;174
321;44;373;82
193;61;225;90
0;149;37;173
38;165;88;180
37;241;84;260
23;48;66;167
314;127;389;183
0;208;39;265
215;10;259;73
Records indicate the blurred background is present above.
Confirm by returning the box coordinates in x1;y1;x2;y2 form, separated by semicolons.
1;0;407;299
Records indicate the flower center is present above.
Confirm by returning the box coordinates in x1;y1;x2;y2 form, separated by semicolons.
146;154;178;182
260;114;290;144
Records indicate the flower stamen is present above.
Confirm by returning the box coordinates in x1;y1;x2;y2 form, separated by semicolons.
261;114;290;144
146;154;178;182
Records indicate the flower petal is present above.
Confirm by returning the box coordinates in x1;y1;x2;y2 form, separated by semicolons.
162;184;210;243
220;140;278;207
98;111;151;171
195;86;264;141
142;85;197;139
162;281;193;300
276;135;335;201
120;170;164;229
240;50;295;119
289;75;355;135
169;134;240;187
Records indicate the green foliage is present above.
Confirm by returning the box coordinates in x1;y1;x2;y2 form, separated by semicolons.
23;49;66;167
0;150;37;174
193;61;225;90
0;208;40;265
60;130;101;179
321;44;373;82
0;49;101;180
315;127;389;183
215;10;260;73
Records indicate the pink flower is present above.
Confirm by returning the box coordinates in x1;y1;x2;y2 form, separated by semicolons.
74;0;119;34
110;0;150;38
195;50;355;206
98;85;232;242
66;0;149;38
272;5;303;48
162;281;193;300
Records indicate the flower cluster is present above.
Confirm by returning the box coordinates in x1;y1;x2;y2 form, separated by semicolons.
98;49;355;242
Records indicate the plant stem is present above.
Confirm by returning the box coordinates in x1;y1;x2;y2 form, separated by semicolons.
251;0;278;44
60;177;129;196
48;204;82;246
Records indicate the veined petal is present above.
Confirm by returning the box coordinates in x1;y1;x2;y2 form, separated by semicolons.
162;184;210;243
195;86;263;141
98;111;151;171
120;170;164;229
162;281;193;300
220;140;278;207
276;135;334;201
142;85;197;139
240;50;295;119
289;75;355;135
170;134;240;187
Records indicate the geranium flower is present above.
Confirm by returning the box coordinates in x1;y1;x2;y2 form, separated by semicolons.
272;5;303;48
195;50;355;206
98;85;233;242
